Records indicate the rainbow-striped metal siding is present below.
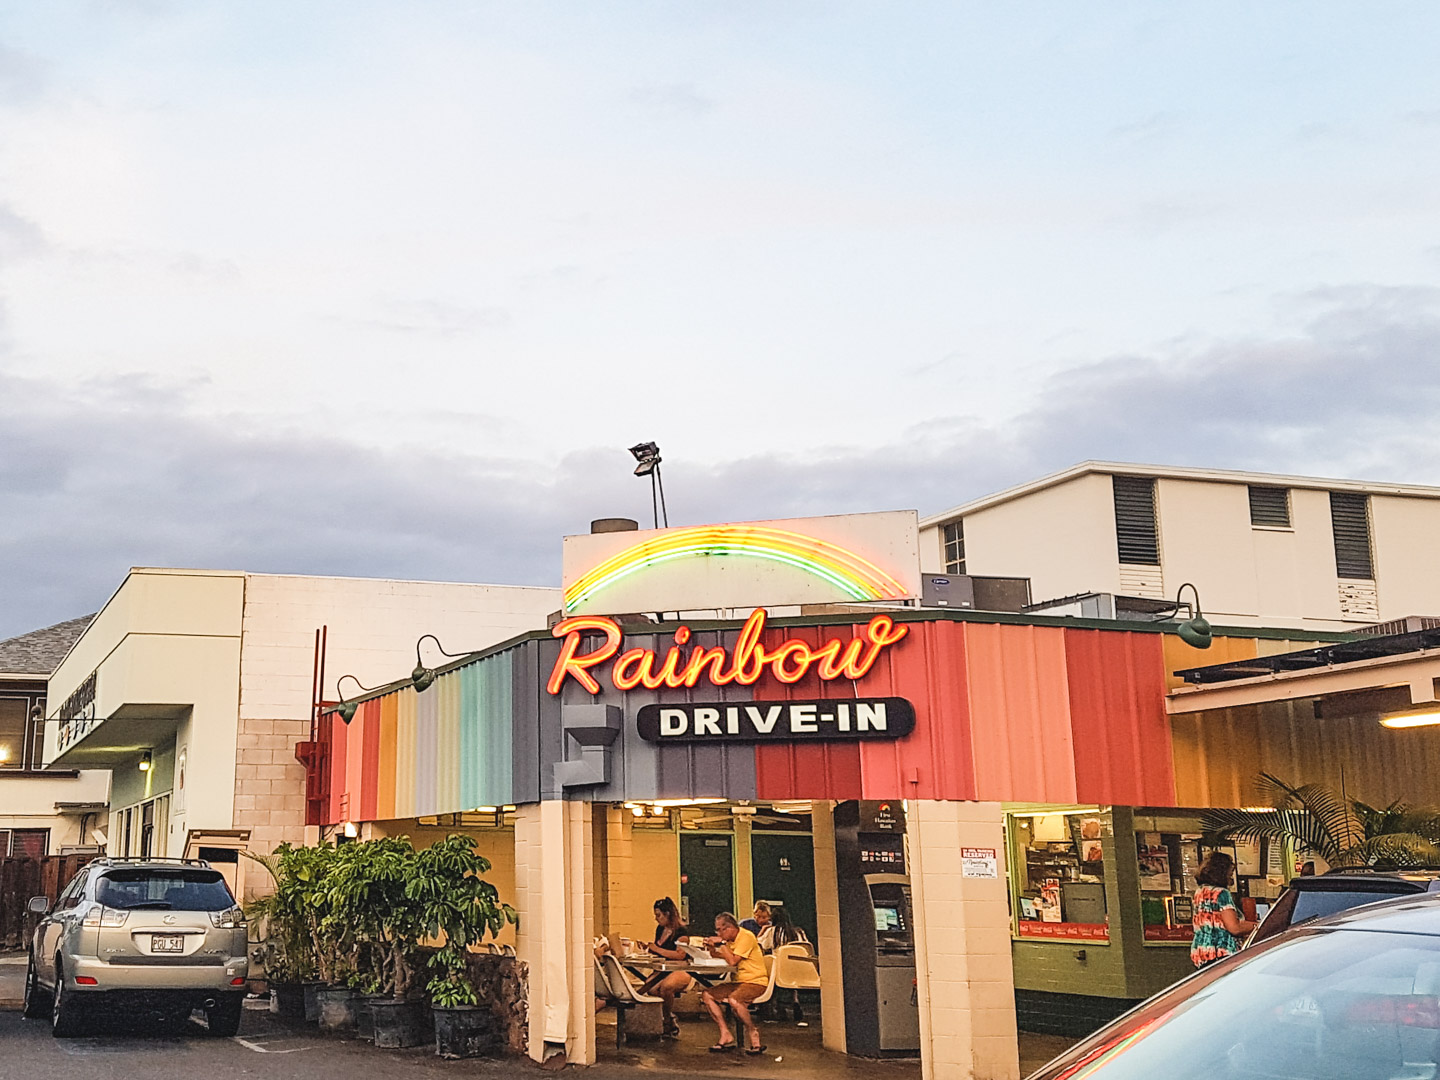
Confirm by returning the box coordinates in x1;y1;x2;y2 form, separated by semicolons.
321;614;1318;826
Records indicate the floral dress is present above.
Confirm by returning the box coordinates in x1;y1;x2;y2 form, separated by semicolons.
1190;885;1241;967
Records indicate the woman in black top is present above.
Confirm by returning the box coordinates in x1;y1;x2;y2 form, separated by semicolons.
643;897;691;1038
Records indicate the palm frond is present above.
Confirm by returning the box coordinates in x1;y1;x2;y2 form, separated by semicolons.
1341;833;1440;869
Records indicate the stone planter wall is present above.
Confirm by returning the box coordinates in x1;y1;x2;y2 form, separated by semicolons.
462;953;527;1056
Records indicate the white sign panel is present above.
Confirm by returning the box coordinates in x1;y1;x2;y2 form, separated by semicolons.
961;847;998;878
561;511;921;615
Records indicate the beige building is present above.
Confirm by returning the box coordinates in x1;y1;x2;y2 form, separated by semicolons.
0;616;108;855
920;461;1440;632
42;568;559;895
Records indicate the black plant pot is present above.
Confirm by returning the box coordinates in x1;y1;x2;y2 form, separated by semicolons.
317;986;361;1033
303;981;325;1022
356;995;389;1041
433;1004;500;1059
271;983;307;1018
371;999;429;1049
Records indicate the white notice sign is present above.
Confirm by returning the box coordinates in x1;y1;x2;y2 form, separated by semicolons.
961;847;998;878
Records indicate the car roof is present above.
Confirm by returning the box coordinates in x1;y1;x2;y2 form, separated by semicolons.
1305;891;1440;935
1289;872;1435;893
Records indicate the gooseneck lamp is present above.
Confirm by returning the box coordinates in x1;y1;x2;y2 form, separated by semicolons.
334;674;379;725
411;634;472;693
1172;582;1213;649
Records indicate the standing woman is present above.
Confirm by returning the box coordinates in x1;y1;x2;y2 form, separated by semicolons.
1190;851;1255;968
643;897;692;1039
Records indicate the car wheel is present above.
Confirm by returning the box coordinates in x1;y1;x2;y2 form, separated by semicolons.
22;954;51;1019
50;960;84;1038
206;995;244;1038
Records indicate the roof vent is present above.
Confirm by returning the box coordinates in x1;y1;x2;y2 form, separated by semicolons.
591;517;639;534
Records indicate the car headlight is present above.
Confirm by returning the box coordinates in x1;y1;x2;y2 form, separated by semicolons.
208;906;246;928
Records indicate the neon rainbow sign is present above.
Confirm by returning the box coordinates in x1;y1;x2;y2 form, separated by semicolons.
564;524;911;612
547;608;909;696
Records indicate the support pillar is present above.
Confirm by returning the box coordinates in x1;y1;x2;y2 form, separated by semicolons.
515;801;596;1065
810;800;847;1052
908;800;1020;1080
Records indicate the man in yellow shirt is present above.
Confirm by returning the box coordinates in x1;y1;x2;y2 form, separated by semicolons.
701;911;770;1055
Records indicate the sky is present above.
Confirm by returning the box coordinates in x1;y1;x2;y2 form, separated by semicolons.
3;2;1440;637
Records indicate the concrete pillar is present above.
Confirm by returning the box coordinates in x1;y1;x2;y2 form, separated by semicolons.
908;800;1020;1080
734;815;754;918
810;800;847;1052
515;801;596;1065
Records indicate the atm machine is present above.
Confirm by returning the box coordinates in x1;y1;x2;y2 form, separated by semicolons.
834;800;921;1056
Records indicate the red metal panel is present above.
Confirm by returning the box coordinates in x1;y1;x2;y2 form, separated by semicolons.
752;625;863;801
1065;629;1177;805
856;618;977;801
327;711;348;826
360;698;382;822
964;623;1078;803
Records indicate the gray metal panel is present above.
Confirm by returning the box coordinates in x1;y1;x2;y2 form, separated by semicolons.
509;643;544;805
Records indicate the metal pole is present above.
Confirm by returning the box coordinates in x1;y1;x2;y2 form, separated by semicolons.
650;473;660;530
656;466;669;528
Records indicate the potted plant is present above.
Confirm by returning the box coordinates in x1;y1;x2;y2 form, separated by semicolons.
408;834;518;1058
244;843;337;1020
326;836;421;1039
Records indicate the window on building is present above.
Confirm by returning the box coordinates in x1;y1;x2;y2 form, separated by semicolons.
1113;476;1160;565
0;697;27;770
11;829;48;857
1330;492;1374;579
1248;486;1291;528
1007;810;1111;942
942;520;965;575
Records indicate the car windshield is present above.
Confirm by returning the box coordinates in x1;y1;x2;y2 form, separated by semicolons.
1292;889;1418;926
1030;928;1440;1080
96;868;235;912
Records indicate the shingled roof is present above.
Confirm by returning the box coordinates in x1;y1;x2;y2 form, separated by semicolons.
0;615;95;677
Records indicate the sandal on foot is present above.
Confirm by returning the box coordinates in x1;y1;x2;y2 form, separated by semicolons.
746;1045;768;1056
709;1042;737;1053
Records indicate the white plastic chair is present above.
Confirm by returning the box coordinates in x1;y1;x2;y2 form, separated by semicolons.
600;953;663;1048
770;943;820;1022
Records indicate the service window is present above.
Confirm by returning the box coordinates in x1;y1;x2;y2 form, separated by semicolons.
1008;810;1111;942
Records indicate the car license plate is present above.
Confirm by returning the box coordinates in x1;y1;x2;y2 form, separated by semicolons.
151;934;184;953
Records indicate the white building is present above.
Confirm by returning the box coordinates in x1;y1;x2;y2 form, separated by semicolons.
0;615;109;856
920;461;1440;633
43;568;559;895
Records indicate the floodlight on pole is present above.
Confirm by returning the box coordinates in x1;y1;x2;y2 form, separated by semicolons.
628;441;668;529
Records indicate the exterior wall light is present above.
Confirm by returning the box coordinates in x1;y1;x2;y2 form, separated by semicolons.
1381;712;1440;729
1172;582;1212;649
411;634;473;694
334;674;379;725
138;750;152;772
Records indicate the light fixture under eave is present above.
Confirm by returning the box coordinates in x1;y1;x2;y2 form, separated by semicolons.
138;750;152;772
1380;712;1440;729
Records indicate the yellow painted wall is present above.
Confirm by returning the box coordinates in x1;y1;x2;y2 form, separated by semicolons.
1171;702;1440;808
367;819;518;948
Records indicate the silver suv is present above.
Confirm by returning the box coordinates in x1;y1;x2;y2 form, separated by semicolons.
23;857;250;1037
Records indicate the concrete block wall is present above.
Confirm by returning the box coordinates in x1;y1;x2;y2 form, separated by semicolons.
909;800;1020;1080
236;573;560;864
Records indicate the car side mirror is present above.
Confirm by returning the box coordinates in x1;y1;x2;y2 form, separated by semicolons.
28;896;50;915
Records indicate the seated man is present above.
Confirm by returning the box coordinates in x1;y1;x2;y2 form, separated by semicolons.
700;912;770;1055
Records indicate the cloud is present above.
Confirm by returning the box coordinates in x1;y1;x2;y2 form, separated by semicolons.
2;285;1439;638
0;204;48;264
627;83;716;116
0;44;49;105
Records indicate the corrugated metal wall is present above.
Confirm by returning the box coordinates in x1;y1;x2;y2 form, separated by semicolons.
320;613;1360;826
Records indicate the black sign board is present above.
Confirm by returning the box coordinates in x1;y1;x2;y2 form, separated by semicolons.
636;697;915;744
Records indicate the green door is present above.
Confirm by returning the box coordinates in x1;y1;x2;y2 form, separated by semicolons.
751;832;817;943
680;834;736;934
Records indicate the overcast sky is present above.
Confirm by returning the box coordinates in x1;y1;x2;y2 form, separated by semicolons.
3;3;1440;638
